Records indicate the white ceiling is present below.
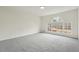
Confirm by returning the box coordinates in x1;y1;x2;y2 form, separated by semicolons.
2;6;79;16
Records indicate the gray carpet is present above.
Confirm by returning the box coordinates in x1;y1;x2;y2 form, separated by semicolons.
0;33;79;52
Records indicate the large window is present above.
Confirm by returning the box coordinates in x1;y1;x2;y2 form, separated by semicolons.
48;16;72;33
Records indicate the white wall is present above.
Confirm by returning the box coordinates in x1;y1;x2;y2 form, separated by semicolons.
0;7;40;41
40;9;78;39
78;8;79;39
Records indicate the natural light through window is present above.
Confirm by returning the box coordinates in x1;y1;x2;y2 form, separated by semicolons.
48;16;72;33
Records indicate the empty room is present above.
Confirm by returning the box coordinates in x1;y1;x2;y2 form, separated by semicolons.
0;6;79;52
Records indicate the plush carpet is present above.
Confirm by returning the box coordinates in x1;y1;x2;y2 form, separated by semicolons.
0;33;79;52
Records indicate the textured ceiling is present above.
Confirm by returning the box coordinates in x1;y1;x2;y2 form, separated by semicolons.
0;6;78;16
